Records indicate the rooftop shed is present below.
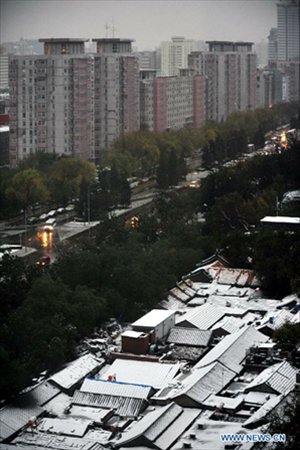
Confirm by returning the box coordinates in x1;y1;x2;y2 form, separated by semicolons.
132;309;175;341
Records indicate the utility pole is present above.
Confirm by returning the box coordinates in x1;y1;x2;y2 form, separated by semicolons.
87;186;91;224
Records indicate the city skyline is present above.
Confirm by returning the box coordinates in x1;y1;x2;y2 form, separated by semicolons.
1;0;277;50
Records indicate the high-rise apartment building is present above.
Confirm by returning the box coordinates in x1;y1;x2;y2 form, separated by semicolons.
140;70;206;132
9;39;95;165
268;28;278;62
160;37;197;76
0;55;9;91
188;41;257;122
9;38;140;165
92;38;140;156
254;40;268;67
135;50;159;71
277;0;300;61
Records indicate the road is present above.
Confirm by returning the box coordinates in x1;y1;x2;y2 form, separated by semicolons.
0;152;252;264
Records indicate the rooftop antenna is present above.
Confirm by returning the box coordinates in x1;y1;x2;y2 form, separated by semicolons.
105;23;109;38
111;18;116;38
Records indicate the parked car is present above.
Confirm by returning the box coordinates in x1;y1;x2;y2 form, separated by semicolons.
47;209;57;218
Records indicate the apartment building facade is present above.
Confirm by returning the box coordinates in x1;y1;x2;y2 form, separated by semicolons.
160;37;197;76
9;38;140;165
188;41;257;122
277;0;300;61
140;70;206;133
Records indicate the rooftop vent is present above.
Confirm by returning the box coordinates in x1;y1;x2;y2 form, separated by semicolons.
197;422;206;429
183;443;192;449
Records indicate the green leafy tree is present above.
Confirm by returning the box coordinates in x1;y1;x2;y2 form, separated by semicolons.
49;157;96;205
6;168;49;210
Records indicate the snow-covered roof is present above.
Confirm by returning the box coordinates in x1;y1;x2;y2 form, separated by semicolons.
0;403;44;441
176;362;236;404
132;309;175;329
80;378;152;399
202;393;245;410
176;303;227;330
243;394;286;428
160;294;186;311
170;287;191;303
212;316;247;335
102;359;180;389
38;417;91;437
67;405;111;423
114;402;200;449
206;267;260;287
121;330;148;338
49;354;104;390
258;309;297;333
261;215;300;225
196;326;269;374
167;327;212;347
282;190;300;204
244;361;297;395
72;390;146;418
14;431;107;450
153;361;236;405
171;417;259;450
42;392;71;417
244;391;277;406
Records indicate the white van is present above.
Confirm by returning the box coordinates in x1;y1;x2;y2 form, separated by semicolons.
43;218;56;232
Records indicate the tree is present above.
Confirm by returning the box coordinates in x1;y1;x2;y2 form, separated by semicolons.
253;230;300;297
49;157;96;205
19;151;57;175
6;168;49;210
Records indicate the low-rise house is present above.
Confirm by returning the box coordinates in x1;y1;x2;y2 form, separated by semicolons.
257;309;298;337
132;309;176;342
167;327;212;362
211;316;248;337
154;361;236;407
101;358;181;390
170;417;262;450
72;378;152;418
37;417;91;437
244;361;297;396
49;354;104;394
175;303;227;330
206;267;261;288
121;330;150;354
167;327;212;348
197;326;269;374
114;402;200;449
0;381;60;442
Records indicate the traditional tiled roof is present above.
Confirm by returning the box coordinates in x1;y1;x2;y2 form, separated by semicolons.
176;303;227;330
197;326;269;374
72;390;146;418
114;402;200;449
206;267;260;287
212;316;247;335
0;403;44;441
176;362;236;404
167;327;212;347
244;361;297;395
80;378;152;399
49;354;104;391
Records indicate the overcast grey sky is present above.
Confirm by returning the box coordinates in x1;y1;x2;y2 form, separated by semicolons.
0;0;277;50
